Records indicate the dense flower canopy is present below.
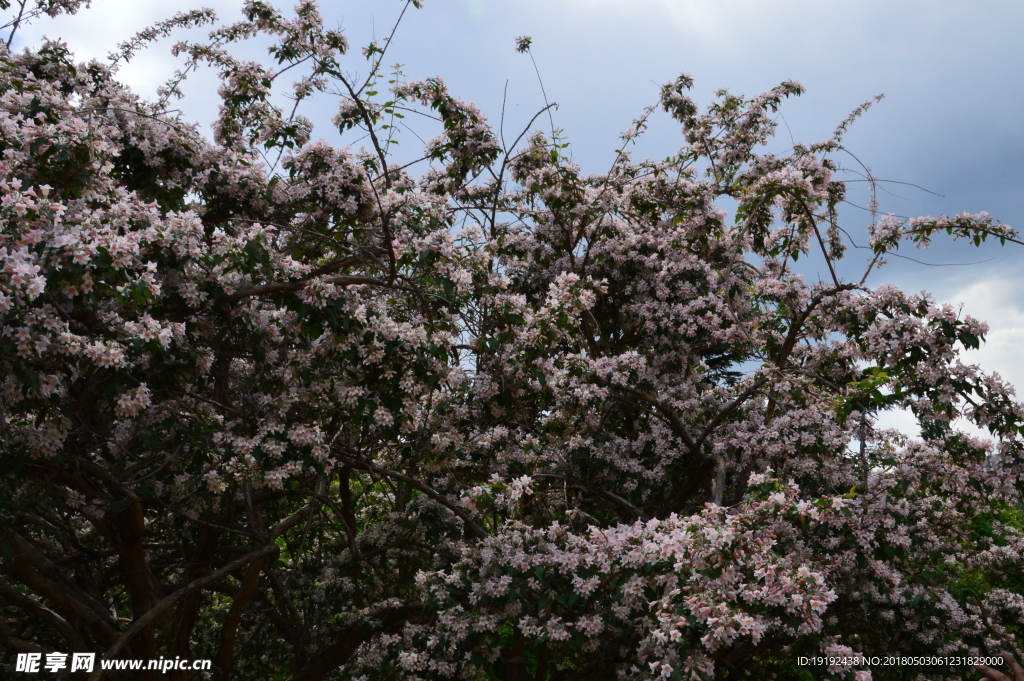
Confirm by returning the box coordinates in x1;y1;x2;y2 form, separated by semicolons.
2;2;1024;680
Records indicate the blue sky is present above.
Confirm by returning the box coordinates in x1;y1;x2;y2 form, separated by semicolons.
17;0;1024;435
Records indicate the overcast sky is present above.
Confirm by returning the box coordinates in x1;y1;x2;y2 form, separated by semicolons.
15;0;1024;436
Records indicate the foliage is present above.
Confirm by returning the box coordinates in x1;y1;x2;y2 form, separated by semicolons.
1;1;1023;680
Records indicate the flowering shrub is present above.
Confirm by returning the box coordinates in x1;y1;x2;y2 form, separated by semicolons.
1;2;1023;680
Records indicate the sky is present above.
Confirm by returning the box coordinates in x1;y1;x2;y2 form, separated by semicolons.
13;0;1024;437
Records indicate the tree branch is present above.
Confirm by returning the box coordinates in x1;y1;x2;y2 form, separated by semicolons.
88;543;281;681
337;454;487;540
1;529;121;648
605;384;698;453
223;275;391;303
0;575;86;650
290;605;427;681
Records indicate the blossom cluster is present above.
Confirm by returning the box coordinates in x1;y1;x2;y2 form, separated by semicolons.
2;3;1023;681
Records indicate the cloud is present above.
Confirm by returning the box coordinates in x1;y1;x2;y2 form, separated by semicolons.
14;0;241;102
949;276;1024;397
874;274;1024;440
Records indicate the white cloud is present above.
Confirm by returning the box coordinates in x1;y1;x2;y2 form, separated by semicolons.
875;274;1024;440
948;276;1024;397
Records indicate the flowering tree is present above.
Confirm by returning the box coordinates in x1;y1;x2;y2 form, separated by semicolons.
2;1;1024;680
